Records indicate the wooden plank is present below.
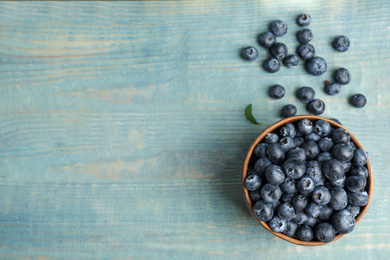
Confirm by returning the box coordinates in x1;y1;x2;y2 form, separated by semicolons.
0;0;389;259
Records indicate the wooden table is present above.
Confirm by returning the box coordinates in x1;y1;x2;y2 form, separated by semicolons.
0;1;389;259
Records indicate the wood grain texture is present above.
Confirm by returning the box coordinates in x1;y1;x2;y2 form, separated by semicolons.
0;1;389;259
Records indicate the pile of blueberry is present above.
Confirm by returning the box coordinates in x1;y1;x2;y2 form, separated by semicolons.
241;14;367;117
244;119;370;243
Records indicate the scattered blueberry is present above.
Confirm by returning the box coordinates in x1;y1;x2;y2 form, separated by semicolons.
297;43;315;61
241;46;259;61
283;54;299;68
258;31;276;48
297;14;311;26
305;57;327;76
349;94;367;108
269;84;286;99
325;81;341;95
296;87;315;103
263;57;281;73
270;20;288;37
270;42;288;60
281;104;297;117
333;35;350;52
297;29;313;43
307;99;325;115
334;68;351;85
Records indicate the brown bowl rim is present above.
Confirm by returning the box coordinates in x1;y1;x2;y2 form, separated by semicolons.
242;115;373;246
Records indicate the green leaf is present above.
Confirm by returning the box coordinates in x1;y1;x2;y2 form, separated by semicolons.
245;104;264;125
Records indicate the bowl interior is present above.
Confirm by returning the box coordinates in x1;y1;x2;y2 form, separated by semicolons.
242;115;373;246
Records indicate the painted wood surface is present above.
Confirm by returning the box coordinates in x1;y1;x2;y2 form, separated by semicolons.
0;1;389;259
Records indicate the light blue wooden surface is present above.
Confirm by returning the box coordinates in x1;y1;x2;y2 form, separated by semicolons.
0;1;389;259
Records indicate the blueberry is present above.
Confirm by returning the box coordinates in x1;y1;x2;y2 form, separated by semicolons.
265;164;286;185
341;161;352;173
312;186;331;205
334;68;351;85
346;204;360;218
281;104;297;118
297;119;313;135
318;137;334;152
269;215;288;233
332;143;354;162
297;14;311;26
316;152;333;165
322;159;344;181
253;200;274;221
332;35;350;52
297;29;313;43
328;187;348;210
296;225;314;241
305;57;327;76
353;149;368;166
297;175;316;195
292;211;308;225
297;43;315;61
330;175;346;188
269;20;288;37
346;176;366;192
281;193;295;204
291;194;308;211
332;128;351;144
296;86;315;103
307;99;325;115
301;140;320;160
286;147;307;161
254;157;272;177
280;123;297;138
331;209;355;234
305;201;323;218
305;132;321;142
349;166;369;178
263;57;281;73
325;81;341;95
348;140;358;151
283;54;299;68
283;158;306;179
314;120;331;137
267;143;286;164
277;203;296;221
254;143;269;158
264;133;279;144
279;136;295;153
318;205;333;221
241;46;259;61
249;190;262;202
315;223;336;243
306;160;325;185
294;137;305;147
261;183;282;203
258;31;276;48
283;221;298;237
348;189;369;207
330;118;342;125
245;174;262;191
280;178;297;194
268;84;286;99
270;42;288;60
349;94;367;108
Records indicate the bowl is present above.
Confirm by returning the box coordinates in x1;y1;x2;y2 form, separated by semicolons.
242;115;373;246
